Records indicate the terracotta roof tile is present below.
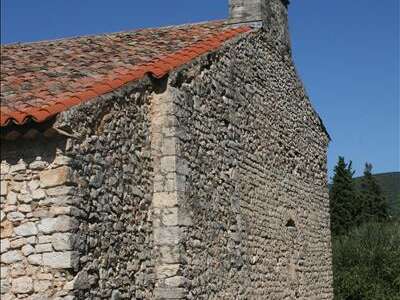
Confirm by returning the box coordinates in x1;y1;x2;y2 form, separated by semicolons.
1;21;251;127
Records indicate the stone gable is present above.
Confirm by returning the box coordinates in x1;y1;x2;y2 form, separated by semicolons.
1;6;333;299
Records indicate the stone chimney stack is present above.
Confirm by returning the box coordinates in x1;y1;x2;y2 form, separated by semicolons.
228;0;291;52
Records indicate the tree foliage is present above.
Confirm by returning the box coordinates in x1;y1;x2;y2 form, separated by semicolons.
330;158;397;299
330;159;390;234
332;221;400;300
358;163;389;222
329;157;358;235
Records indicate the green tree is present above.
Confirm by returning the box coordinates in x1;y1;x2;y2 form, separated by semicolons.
332;221;400;300
330;157;358;235
359;163;389;222
395;194;400;219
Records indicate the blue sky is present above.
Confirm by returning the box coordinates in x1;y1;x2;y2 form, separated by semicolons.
1;0;399;178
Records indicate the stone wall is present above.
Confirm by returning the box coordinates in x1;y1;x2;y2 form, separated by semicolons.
56;80;155;299
169;29;333;299
1;138;77;300
1;79;156;299
228;0;291;53
1;27;333;300
229;0;264;24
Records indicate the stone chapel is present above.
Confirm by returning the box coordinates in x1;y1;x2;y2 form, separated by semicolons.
1;0;333;299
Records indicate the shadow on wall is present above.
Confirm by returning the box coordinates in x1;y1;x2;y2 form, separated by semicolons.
1;136;66;165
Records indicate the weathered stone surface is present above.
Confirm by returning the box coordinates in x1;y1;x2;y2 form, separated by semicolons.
155;264;179;279
42;252;75;269
38;235;52;244
161;208;179;226
32;190;46;200
22;244;35;256
34;280;52;293
27;254;42;265
56;84;156;299
10;262;25;277
10;238;26;249
1;250;23;264
26;236;36;244
165;276;186;287
52;155;72;166
1;149;78;299
71;271;90;290
159;246;180;264
0;181;7;196
28;180;40;191
154;288;186;299
39;167;73;188
0;266;8;279
35;243;53;253
1;221;14;238
7;212;25;222
32;209;50;219
1;239;11;253
2;205;16;213
38;216;76;234
111;290;121;300
49;206;70;216
37;273;53;280
6;191;17;205
45;186;75;197
0;163;10;175
51;233;73;251
153;192;179;208
169;28;332;299
14;222;38;237
18;194;33;204
160;156;176;173
1;279;11;294
153;227;180;245
12;276;33;294
18;205;32;213
29;159;48;170
9;160;26;173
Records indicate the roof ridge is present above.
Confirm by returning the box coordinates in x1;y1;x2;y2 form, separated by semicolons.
1;19;226;47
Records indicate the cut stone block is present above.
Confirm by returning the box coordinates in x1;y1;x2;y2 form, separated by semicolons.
12;276;33;294
42;252;75;269
14;222;38;237
40;167;73;188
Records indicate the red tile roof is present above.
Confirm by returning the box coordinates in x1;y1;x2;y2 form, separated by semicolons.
1;21;250;127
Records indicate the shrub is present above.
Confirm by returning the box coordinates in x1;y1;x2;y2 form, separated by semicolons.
332;221;400;300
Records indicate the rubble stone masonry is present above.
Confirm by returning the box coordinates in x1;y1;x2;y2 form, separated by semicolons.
56;80;155;299
1;28;333;299
171;29;333;299
1;79;156;299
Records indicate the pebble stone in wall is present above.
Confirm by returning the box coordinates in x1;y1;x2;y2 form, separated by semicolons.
170;29;333;299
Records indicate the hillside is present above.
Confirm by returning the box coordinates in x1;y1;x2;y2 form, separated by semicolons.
354;172;400;216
